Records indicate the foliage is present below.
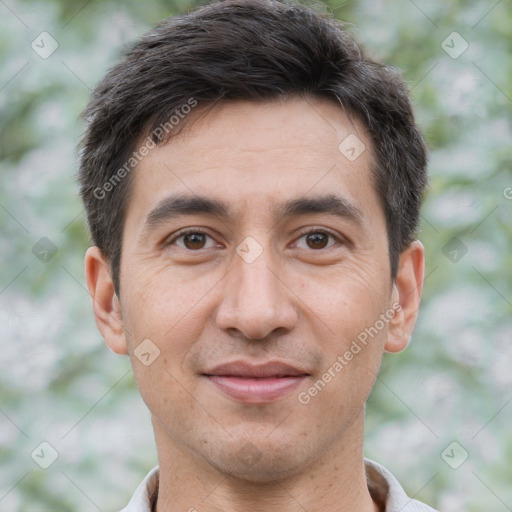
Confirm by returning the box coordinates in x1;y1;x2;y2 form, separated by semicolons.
1;0;510;510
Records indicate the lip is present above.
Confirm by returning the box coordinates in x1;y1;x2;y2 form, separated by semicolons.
203;360;309;378
202;360;310;404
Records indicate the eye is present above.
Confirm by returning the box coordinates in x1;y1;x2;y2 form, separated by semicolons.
166;227;343;252
167;228;217;250
294;229;341;250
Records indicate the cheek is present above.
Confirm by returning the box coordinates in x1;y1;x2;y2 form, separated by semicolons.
121;264;220;358
120;258;245;402
302;276;387;409
298;267;389;404
299;264;389;343
120;270;208;417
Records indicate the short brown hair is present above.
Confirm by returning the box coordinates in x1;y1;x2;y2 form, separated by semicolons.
78;0;428;296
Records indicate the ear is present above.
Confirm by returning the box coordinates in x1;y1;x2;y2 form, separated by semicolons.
385;240;425;353
84;246;128;355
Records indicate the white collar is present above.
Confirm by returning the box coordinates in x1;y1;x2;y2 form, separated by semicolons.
118;458;438;512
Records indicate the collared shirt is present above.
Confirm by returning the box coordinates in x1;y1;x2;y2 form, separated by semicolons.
118;458;438;512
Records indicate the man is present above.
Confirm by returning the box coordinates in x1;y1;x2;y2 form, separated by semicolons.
78;0;437;510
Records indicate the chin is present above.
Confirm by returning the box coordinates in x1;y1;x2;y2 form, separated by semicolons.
216;459;303;485
206;438;310;484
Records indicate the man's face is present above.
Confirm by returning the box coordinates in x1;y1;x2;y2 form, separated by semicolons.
100;97;408;481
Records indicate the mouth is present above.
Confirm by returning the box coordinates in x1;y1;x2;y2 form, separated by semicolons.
201;360;310;404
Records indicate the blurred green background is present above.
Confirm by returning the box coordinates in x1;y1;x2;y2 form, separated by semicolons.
0;0;510;510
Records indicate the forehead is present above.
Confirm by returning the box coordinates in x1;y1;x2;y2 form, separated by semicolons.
124;96;379;232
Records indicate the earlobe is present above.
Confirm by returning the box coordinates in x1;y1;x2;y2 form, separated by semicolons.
84;246;128;355
385;240;425;353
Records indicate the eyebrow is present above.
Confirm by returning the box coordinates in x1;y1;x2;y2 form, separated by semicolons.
142;192;363;237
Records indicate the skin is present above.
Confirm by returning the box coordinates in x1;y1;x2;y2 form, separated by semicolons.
85;96;425;512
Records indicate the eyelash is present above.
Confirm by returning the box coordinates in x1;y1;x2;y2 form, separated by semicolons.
166;227;343;251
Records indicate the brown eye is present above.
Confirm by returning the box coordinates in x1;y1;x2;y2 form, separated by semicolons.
183;232;207;250
167;229;216;250
295;229;339;251
305;232;329;249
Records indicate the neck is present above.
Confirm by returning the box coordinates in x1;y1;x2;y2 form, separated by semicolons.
152;411;378;512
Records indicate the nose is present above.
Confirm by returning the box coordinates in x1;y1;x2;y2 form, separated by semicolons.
215;242;298;340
